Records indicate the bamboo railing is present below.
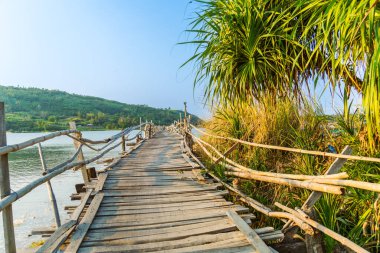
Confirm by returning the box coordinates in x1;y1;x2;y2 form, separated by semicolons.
172;119;380;253
0;101;156;253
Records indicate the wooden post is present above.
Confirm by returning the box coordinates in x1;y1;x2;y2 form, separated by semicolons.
304;146;352;253
38;143;61;228
183;102;188;132
0;102;16;253
144;124;149;139
121;135;126;153
69;122;90;184
283;146;353;253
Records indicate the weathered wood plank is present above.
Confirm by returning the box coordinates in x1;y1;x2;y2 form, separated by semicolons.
82;220;239;246
99;199;231;210
65;193;104;252
227;210;271;253
78;231;246;253
86;219;236;241
91;206;249;225
96;202;234;216
71;189;93;220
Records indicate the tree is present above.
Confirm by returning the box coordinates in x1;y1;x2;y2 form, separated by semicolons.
184;0;380;148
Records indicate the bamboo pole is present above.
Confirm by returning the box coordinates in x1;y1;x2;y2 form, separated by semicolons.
121;135;126;153
274;202;369;253
38;143;61;227
282;146;352;238
67;125;141;152
302;146;352;210
183;126;371;253
45;146;82;174
182;136;314;235
0;129;79;156
215;143;239;163
184;102;188;132
226;171;344;195
191;133;348;181
0;102;16;253
0;140;122;212
305;178;380;193
69;122;90;184
191;124;380;163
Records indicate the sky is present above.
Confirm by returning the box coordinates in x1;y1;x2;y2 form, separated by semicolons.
0;0;210;118
0;0;361;118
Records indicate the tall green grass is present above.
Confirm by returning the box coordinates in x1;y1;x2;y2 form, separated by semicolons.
198;98;380;251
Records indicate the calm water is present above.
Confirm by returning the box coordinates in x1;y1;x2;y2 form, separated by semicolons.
0;130;139;252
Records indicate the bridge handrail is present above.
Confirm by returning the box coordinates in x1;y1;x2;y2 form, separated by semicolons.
189;132;380;193
0;123;154;213
66;126;144;152
170;119;380;253
0;123;147;156
190;124;380;163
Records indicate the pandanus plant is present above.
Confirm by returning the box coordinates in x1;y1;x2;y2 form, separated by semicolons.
183;0;380;149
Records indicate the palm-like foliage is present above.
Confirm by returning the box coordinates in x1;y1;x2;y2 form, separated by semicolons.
184;0;380;148
183;0;308;104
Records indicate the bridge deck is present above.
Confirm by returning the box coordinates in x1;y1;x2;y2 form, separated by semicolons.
62;131;275;253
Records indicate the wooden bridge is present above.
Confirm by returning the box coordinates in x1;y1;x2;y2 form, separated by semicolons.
1;102;380;252
40;131;280;252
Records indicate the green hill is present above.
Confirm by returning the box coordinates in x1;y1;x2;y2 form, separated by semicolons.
0;85;201;132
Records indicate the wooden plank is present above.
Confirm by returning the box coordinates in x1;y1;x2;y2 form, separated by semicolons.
91;206;249;225
227;210;271;253
102;184;222;192
87;217;264;241
65;193;104;253
99;199;230;210
89;215;253;234
103;180;203;188
92;173;107;195
30;227;56;236
36;220;76;253
82;219;238;247
89;217;226;232
102;186;221;197
71;189;93;220
86;219;236;241
106;175;192;180
100;190;228;203
95;202;234;216
78;231;246;253
164;242;254;253
100;193;227;205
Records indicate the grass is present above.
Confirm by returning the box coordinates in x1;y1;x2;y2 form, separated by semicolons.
196;97;380;252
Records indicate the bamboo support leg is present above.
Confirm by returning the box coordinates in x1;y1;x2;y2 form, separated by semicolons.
121;135;126;152
0;102;16;253
38;143;61;227
69;122;90;184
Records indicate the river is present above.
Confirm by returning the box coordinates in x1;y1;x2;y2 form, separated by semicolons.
0;130;139;252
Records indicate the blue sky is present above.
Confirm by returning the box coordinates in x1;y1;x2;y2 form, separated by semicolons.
0;0;209;118
0;0;360;118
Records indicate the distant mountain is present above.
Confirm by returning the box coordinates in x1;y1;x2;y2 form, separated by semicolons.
0;85;201;132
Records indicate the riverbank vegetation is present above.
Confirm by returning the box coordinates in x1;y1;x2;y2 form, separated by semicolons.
0;85;201;132
184;0;380;251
